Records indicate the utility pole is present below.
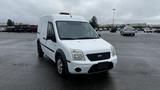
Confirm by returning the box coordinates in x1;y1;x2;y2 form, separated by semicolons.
112;8;116;26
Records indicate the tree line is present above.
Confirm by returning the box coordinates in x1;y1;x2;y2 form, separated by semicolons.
6;16;99;28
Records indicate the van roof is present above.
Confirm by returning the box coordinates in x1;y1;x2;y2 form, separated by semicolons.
41;14;87;22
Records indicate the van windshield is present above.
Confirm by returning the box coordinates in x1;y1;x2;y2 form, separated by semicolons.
56;21;99;40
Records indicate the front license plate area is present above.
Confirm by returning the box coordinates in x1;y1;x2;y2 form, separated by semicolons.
98;62;109;69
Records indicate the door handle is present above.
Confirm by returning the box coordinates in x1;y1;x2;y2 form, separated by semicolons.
43;37;46;40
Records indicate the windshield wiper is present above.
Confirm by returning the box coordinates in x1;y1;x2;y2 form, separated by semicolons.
75;37;99;39
61;38;77;40
61;37;99;40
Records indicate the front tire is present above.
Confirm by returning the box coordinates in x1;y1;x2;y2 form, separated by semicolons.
56;55;68;77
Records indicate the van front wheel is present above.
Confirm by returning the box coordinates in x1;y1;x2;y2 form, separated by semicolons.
56;55;68;77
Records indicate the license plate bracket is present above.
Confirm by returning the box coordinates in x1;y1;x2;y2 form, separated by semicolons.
98;62;110;69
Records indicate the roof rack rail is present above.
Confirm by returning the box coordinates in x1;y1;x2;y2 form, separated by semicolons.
59;12;70;15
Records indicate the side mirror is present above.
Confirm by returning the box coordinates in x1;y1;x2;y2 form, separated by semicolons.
46;35;56;42
98;34;101;37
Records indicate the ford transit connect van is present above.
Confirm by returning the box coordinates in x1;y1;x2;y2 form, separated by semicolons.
37;13;117;77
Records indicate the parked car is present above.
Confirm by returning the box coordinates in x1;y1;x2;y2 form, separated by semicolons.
120;26;136;36
137;28;144;32
110;26;117;33
0;27;6;32
154;29;160;33
144;28;155;33
37;13;117;77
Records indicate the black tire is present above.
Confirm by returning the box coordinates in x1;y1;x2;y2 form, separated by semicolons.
121;33;124;36
132;33;135;36
37;40;44;57
56;55;69;78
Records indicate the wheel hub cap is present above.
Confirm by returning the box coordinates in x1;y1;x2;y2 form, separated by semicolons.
57;59;63;74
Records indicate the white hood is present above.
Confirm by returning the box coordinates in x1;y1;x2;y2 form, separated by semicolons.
61;38;112;54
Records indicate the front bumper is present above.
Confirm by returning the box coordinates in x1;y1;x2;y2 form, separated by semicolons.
67;55;117;74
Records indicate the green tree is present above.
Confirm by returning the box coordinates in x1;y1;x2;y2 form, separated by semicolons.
7;19;14;26
89;16;99;29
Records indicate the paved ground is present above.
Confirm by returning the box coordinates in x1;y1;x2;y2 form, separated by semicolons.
0;32;160;90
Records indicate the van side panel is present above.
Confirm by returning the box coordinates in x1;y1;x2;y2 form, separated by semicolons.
38;16;48;53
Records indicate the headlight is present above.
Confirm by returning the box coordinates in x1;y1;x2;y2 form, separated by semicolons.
72;49;85;61
111;46;116;56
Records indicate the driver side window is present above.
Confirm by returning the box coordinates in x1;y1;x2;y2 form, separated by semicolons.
47;22;55;36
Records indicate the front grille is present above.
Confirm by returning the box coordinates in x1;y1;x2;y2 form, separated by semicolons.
87;52;110;61
88;62;113;73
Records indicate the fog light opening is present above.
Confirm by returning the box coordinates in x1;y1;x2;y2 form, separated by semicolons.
75;67;82;72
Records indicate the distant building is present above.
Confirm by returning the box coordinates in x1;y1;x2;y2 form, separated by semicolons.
128;23;147;26
4;24;37;32
0;22;38;32
13;24;37;32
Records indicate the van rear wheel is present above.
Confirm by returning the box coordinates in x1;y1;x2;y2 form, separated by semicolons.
37;40;44;57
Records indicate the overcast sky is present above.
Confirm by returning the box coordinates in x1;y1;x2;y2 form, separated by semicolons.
0;0;160;24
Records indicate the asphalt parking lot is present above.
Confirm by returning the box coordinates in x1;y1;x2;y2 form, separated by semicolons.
0;32;160;90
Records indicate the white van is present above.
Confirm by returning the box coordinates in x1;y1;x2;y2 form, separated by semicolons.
37;13;117;77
